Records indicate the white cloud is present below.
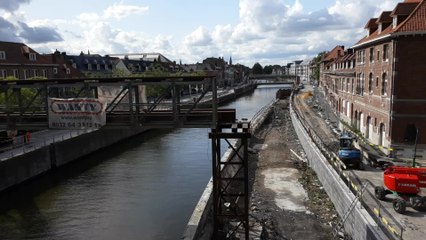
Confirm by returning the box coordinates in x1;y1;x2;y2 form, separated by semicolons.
288;0;303;16
183;26;212;46
1;0;406;67
103;2;149;20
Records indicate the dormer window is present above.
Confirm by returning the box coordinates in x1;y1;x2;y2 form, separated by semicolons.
29;53;37;61
66;68;71;74
378;24;382;34
393;17;397;28
0;51;5;60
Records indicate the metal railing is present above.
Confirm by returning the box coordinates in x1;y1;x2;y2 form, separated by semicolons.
0;129;94;161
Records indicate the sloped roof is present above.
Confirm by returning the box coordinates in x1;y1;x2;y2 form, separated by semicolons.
0;41;52;65
364;18;378;28
391;2;419;15
394;0;426;32
65;54;119;73
354;0;425;47
376;11;393;23
322;46;344;62
44;52;84;78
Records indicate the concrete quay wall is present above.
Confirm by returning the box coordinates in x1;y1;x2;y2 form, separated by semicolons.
289;103;388;240
0;127;146;192
0;147;51;193
52;128;145;167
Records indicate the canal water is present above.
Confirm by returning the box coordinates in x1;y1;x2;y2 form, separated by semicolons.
0;85;287;240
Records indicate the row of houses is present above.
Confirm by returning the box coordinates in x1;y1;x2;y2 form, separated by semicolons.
318;0;426;159
0;41;249;87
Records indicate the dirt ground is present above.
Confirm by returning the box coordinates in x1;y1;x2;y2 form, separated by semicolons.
247;99;339;239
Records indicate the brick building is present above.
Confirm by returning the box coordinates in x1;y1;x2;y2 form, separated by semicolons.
0;41;62;80
320;0;426;159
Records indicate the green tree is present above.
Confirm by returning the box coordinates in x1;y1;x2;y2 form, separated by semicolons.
311;51;327;81
252;62;263;74
263;65;273;74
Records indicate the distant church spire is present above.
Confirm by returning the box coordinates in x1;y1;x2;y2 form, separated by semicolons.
229;56;232;65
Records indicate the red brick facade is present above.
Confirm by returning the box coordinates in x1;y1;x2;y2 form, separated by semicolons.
319;0;426;159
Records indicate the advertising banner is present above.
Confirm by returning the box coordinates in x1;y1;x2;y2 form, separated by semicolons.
48;98;106;129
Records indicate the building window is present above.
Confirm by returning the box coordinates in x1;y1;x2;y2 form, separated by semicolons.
12;69;18;78
376;77;379;87
377;50;380;61
53;68;58;74
0;51;6;60
29;53;37;61
368;73;373;93
32;69;38;77
0;69;6;79
66;68;71;74
357;73;364;96
393;17;398;29
351;79;354;94
357;50;365;64
383;44;389;61
23;69;29;79
346;78;350;92
369;47;374;63
381;72;388;95
404;124;418;143
42;69;47;78
342;78;345;91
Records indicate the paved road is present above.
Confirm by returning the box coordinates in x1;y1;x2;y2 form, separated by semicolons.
296;84;426;240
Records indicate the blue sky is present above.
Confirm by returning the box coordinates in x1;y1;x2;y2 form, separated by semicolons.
0;0;401;67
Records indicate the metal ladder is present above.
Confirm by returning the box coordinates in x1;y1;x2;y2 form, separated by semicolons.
333;182;369;238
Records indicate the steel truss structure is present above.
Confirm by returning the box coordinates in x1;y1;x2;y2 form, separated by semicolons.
0;76;235;130
210;121;251;239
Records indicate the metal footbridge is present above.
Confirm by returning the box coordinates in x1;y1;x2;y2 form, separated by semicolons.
0;75;236;130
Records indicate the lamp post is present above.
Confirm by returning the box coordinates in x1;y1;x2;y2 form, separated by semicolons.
413;127;419;167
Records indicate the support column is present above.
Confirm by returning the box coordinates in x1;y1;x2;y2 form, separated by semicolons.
209;121;251;239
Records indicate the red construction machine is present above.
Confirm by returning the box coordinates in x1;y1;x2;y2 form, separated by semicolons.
374;166;426;213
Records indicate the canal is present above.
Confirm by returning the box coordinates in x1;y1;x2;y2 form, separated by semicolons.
0;85;287;240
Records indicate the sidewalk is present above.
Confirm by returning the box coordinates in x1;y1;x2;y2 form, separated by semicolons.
0;129;94;161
